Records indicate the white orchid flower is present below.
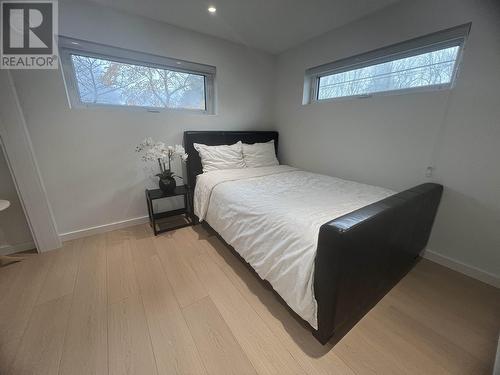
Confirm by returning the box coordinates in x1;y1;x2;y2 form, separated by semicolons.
136;138;188;177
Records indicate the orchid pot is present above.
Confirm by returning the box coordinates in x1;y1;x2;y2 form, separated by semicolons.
136;138;188;193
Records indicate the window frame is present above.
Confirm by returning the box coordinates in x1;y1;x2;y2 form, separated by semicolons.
303;23;471;104
59;36;216;114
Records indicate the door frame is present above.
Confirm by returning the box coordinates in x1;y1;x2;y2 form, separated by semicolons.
0;71;61;252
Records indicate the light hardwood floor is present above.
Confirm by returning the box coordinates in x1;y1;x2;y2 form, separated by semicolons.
0;224;498;375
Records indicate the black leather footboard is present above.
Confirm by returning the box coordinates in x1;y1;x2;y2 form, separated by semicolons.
313;183;443;344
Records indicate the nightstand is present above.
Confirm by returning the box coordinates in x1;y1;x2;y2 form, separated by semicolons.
145;186;193;235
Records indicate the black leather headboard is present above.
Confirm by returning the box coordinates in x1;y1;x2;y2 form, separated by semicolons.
183;131;279;190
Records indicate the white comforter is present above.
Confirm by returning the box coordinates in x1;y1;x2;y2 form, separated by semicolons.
194;165;394;329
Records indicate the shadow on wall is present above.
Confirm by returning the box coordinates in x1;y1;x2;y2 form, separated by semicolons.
429;187;500;277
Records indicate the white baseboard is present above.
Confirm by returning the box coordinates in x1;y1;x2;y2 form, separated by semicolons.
422;249;500;289
0;241;36;255
59;216;149;242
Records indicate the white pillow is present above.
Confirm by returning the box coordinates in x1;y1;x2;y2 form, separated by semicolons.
193;141;246;173
242;140;279;168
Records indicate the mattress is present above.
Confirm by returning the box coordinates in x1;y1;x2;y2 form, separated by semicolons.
194;165;395;329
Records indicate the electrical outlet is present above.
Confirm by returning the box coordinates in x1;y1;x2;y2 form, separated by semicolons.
425;166;434;178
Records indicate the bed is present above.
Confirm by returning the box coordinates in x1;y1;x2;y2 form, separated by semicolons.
184;130;443;345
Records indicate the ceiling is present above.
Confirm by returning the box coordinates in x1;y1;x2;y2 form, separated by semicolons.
86;0;400;54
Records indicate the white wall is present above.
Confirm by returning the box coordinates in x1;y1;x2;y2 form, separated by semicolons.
274;0;500;278
11;0;275;236
0;143;34;254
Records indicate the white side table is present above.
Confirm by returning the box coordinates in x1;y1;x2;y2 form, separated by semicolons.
0;200;10;211
0;199;24;266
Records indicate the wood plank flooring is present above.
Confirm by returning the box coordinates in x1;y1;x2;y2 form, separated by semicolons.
0;224;498;375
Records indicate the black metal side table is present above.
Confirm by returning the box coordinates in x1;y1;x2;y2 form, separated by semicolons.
145;185;193;235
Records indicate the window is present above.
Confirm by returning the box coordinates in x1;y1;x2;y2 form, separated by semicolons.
304;23;470;103
70;55;206;110
59;37;216;113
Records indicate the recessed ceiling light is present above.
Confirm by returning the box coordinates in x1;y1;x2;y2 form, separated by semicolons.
208;6;216;14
